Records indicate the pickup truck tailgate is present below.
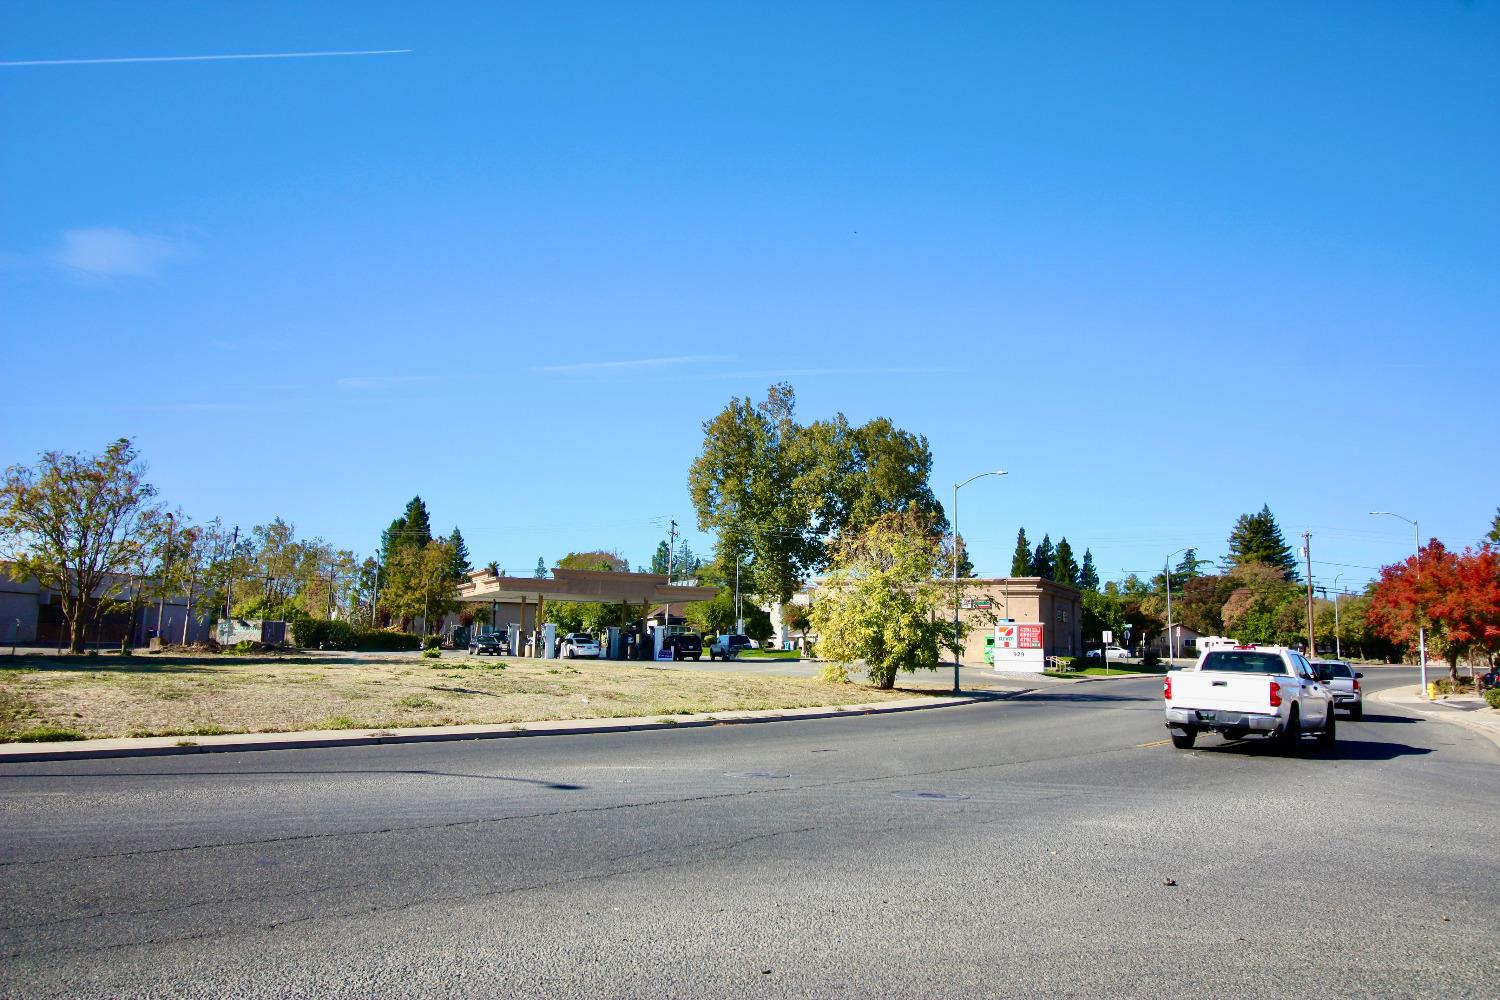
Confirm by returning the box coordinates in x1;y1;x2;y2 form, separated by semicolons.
1167;670;1273;713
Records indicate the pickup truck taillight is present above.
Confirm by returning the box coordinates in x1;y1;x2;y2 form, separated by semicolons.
1269;680;1282;708
1163;676;1171;700
1353;678;1361;692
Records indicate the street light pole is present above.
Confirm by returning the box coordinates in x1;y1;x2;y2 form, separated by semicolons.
156;513;175;645
1370;511;1427;696
952;470;1007;694
1165;547;1187;662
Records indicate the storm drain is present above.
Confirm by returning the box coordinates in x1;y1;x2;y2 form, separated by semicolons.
891;790;969;802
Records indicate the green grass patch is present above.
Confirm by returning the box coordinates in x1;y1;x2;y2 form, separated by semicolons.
395;694;438;710
738;650;801;660
14;726;84;742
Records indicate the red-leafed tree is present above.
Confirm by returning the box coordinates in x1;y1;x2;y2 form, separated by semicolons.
1368;541;1500;680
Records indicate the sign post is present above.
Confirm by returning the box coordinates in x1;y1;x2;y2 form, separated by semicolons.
991;623;1046;673
1101;630;1113;675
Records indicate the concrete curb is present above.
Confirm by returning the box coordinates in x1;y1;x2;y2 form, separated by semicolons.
1371;685;1500;752
0;690;1024;764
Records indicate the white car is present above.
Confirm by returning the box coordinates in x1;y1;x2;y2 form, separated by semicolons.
1164;645;1335;751
559;633;600;658
1086;645;1132;660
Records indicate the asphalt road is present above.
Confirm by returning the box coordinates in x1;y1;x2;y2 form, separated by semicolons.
1;667;1495;999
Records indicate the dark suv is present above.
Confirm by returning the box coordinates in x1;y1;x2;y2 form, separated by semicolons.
669;633;703;661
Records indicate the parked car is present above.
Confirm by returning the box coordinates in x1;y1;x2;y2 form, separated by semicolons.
709;634;754;660
669;633;703;661
1163;645;1335;751
1311;660;1363;718
469;632;506;656
1482;666;1500;691
560;633;601;658
1086;645;1132;660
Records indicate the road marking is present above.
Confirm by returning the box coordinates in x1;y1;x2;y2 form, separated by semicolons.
1136;739;1171;749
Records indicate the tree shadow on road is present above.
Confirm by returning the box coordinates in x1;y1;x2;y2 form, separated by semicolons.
1348;712;1419;724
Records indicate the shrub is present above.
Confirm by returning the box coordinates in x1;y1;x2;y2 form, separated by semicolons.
422;635;442;651
1065;656;1090;672
1485;688;1500;710
1432;677;1476;696
1143;650;1161;667
422;647;441;659
351;630;422;652
323;619;356;650
290;618;327;649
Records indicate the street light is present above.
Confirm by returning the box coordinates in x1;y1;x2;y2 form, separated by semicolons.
1164;547;1188;662
952;470;1007;694
1370;511;1428;695
156;512;175;645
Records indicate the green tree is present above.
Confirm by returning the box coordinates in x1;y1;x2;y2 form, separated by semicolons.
446;527;471;581
1080;588;1125;642
689;383;945;605
534;557;546;578
0;439;163;653
1220;562;1303;644
684;588;773;641
1225;505;1299;581
1078;549;1100;591
1052;538;1078;587
1487;508;1499;544
649;541;671;575
383;539;458;633
1010;528;1031;577
809;512;951;689
557;550;629;572
1030;534;1055;579
944;534;976;579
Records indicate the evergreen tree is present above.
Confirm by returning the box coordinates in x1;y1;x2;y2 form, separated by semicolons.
534;557;547;578
1225;504;1299;581
649;540;671;575
446;527;471;580
1078;548;1100;591
401;497;432;545
1030;534;1055;579
1053;537;1079;587
1010;528;1032;577
1174;547;1207;580
1488;507;1499;544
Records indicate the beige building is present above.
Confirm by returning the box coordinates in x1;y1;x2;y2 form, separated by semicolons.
772;575;1083;664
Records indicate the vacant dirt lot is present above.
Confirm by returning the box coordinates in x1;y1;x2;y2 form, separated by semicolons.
0;650;916;741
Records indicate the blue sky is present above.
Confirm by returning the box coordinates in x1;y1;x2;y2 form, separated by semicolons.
2;1;1496;591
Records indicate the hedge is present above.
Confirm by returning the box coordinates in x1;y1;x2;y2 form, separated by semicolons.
289;618;420;651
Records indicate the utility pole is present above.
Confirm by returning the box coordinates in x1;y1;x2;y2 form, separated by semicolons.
224;525;239;622
665;519;677;643
371;562;381;629
1302;531;1314;656
156;512;175;643
326;562;336;620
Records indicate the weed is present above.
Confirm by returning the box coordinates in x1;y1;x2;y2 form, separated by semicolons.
14;726;84;742
395;695;437;710
174;739;198;748
322;716;360;730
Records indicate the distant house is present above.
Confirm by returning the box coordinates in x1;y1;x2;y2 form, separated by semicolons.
1148;623;1202;658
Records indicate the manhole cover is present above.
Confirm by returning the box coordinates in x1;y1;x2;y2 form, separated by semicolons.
891;790;969;802
725;771;790;779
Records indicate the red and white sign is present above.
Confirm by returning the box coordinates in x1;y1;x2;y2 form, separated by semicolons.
993;623;1046;672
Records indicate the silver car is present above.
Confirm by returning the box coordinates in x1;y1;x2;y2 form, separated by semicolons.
1312;660;1363;718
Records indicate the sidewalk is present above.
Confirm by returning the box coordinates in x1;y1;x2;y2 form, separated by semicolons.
1372;685;1500;751
0;692;1011;764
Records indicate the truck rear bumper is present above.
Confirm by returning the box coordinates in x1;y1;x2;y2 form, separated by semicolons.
1166;708;1280;733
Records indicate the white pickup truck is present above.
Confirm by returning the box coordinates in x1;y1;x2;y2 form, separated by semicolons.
1163;646;1336;751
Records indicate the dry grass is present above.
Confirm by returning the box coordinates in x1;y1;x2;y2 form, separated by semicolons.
0;651;920;741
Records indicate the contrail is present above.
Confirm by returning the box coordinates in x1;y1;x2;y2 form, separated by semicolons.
0;49;412;68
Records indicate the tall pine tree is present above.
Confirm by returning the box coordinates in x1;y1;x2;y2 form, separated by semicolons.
1053;537;1079;587
1030;534;1055;579
446;527;471;580
1225;504;1299;581
1078;549;1100;591
534;557;547;578
1010;528;1032;577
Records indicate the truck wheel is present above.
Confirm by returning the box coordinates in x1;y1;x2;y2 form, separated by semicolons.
1170;727;1197;749
1317;710;1336;747
1276;709;1301;754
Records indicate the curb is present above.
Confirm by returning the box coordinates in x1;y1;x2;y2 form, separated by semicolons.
0;691;1023;764
1371;686;1500;752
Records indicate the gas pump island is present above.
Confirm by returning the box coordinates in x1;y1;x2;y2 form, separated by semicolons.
454;567;719;660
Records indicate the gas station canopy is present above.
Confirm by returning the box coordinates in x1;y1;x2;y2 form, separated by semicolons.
456;567;719;606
